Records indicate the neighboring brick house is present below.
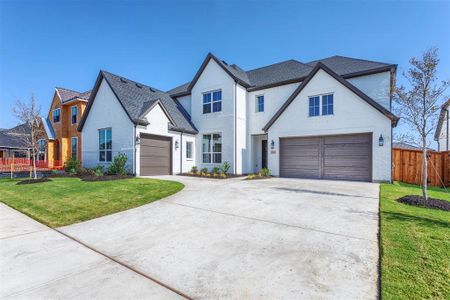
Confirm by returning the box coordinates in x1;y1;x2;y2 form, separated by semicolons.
41;87;90;167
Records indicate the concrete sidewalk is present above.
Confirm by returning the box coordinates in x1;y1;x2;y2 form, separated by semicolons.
0;203;184;299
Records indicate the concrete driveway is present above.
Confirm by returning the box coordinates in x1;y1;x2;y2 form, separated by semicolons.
58;176;380;299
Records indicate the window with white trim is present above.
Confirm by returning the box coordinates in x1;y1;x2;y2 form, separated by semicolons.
321;94;334;115
256;95;264;112
186;141;193;159
309;94;334;117
203;90;222;114
99;128;112;162
71;137;78;159
71;106;78;124
202;133;222;163
53;108;61;123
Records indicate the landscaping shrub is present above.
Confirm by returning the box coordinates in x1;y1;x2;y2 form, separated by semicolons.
107;153;128;175
221;161;230;175
212;166;220;174
200;167;208;174
259;167;270;177
93;165;105;177
191;166;198;174
64;157;81;173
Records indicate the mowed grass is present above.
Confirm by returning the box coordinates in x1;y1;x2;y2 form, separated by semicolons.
380;182;450;300
0;177;183;227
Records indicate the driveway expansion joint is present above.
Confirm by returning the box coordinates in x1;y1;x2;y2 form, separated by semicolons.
53;227;194;300
164;201;378;243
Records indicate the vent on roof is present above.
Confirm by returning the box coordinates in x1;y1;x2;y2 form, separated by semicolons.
149;87;155;92
120;78;127;83
222;60;228;65
136;83;142;88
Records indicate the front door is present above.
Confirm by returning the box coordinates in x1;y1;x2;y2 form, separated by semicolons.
261;140;268;169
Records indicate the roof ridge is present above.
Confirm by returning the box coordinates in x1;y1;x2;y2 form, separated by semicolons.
101;70;164;93
55;86;82;94
311;55;394;66
246;59;310;73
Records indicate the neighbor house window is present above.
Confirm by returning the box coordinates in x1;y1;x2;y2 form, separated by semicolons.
186;141;193;159
203;90;222;114
202;133;222;163
256;95;264;112
71;137;78;159
71;106;78;124
53;108;61;123
99;128;112;162
37;139;46;161
322;94;334;115
308;96;320;117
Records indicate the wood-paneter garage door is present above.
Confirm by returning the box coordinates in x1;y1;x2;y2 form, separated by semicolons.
140;133;172;176
280;133;372;181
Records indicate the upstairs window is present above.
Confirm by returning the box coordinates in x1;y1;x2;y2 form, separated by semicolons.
99;128;112;162
256;95;264;112
203;90;222;114
71;106;78;124
309;94;334;117
308;96;320;117
322;94;334;115
53;108;61;123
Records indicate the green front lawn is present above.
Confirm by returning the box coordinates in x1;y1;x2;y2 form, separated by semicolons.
380;182;450;300
0;177;183;227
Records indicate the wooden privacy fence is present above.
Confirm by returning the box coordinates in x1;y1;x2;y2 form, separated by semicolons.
392;149;450;187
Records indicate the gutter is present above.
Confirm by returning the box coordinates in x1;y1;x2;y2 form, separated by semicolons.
133;125;137;175
447;109;449;151
234;80;237;174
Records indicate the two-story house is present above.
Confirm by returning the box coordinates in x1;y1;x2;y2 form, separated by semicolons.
78;53;398;182
41;87;91;167
435;99;449;151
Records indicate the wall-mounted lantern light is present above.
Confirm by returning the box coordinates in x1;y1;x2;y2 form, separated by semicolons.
135;136;140;145
175;140;179;150
270;140;275;149
378;134;384;147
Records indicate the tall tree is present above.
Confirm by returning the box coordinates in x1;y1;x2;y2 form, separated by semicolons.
12;95;44;179
394;48;449;199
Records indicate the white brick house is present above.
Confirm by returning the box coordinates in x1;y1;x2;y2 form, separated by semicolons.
79;53;398;182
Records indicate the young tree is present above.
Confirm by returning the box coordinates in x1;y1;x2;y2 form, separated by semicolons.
394;48;449;199
12;95;44;179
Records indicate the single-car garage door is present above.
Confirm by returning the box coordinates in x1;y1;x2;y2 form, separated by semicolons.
140;133;172;176
280;133;372;181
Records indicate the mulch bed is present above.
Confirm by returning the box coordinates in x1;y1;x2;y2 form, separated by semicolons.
80;175;134;182
179;173;243;179
244;176;272;180
17;178;52;185
397;195;450;212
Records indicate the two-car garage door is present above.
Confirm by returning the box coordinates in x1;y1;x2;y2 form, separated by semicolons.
140;133;172;176
280;133;372;181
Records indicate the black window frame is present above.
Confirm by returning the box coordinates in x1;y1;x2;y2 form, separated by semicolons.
203;90;222;114
53;108;61;123
202;133;222;164
186;141;193;159
256;95;264;113
71;106;78;124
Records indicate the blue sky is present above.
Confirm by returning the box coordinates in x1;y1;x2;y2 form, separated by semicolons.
1;0;449;131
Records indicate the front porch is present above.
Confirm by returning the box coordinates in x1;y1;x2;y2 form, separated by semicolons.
250;134;268;173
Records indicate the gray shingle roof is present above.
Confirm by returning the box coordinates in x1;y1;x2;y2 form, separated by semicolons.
80;71;197;133
167;54;396;96
56;87;91;103
0;124;30;149
306;55;394;76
